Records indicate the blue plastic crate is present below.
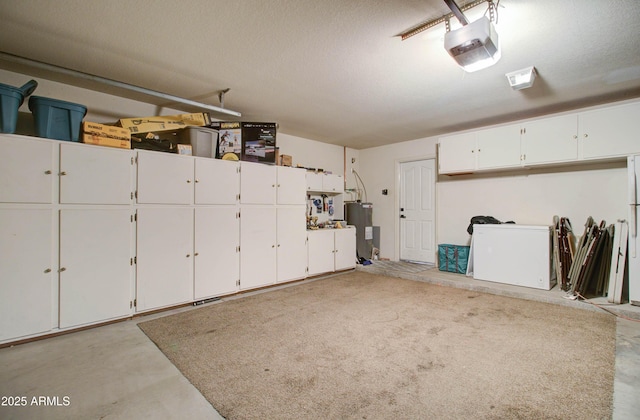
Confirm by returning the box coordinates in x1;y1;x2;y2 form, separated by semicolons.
29;95;87;142
0;80;37;133
438;244;470;274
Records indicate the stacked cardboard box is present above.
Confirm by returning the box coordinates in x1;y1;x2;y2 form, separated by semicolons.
118;112;211;134
210;121;277;163
82;121;131;149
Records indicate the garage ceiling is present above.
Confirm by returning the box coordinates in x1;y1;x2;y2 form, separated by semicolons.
1;0;640;149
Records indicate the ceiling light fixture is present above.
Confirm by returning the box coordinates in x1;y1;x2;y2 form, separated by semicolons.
506;66;537;90
443;0;500;72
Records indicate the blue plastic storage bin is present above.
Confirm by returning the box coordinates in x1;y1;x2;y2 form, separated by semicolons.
0;80;37;133
28;95;87;141
438;244;470;274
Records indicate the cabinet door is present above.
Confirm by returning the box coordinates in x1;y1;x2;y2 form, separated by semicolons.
0;209;53;341
194;158;239;205
277;166;307;205
476;124;522;170
137;151;194;204
322;174;344;193
437;132;476;174
136;208;194;311
276;207;308;282
194;207;239;299
60;143;134;204
0;136;54;203
307;229;335;276
334;228;357;271
59;209;133;328
306;172;323;192
240;162;276;204
580;101;640;159
522;114;578;165
240;206;276;289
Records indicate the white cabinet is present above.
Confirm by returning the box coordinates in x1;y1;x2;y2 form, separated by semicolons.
306;172;344;194
194;157;239;205
476;124;522;170
439;125;521;174
136;207;194;311
322;173;344;193
0;208;54;341
276;206;308;283
307;227;356;276
194;207;240;299
0;136;54;203
306;172;323;192
522;114;578;165
437;132;477;174
240;161;276;204
277;166;307;205
59;143;134;204
580;101;640;159
334;228;357;271
59;209;133;328
240;206;277;289
137;151;194;204
307;229;336;276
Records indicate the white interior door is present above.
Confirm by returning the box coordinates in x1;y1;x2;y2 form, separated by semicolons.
400;159;436;263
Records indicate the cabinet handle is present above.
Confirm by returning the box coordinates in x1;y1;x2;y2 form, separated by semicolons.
272;244;275;248
573;135;578;140
277;244;281;247
44;268;51;273
584;133;588;138
194;252;199;256
195;179;199;183
44;170;52;175
59;267;66;272
186;179;192;183
186;254;191;258
59;171;67;176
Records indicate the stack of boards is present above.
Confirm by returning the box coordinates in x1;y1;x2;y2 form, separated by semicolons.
552;216;628;303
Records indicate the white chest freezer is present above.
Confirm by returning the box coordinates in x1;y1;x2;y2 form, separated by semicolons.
472;224;556;290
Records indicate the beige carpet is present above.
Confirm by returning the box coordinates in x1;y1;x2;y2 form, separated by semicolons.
139;272;615;419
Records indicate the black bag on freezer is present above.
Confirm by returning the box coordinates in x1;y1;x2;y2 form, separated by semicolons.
467;215;502;235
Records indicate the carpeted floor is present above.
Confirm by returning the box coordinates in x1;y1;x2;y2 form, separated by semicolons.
139;271;615;420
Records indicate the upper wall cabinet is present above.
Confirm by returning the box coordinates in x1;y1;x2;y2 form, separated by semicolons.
579;101;640;159
277;166;307;205
521;114;578;165
0;136;55;204
240;161;276;205
438;124;521;174
439;100;640;175
137;151;194;204
59;142;134;205
194;157;239;205
306;172;344;194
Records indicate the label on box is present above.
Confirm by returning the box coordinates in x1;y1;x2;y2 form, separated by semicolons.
215;121;242;160
118;112;211;134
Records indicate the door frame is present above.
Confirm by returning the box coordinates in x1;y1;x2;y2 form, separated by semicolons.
394;154;438;262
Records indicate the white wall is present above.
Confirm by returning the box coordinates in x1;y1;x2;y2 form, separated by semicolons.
358;137;438;260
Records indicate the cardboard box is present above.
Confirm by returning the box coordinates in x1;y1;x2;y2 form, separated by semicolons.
82;121;130;141
211;121;242;160
241;122;277;164
280;154;292;166
82;134;131;149
118;112;211;134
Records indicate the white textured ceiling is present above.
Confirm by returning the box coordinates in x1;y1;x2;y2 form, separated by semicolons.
1;0;640;149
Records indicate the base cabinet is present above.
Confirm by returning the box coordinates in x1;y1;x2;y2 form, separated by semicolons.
240;206;277;290
0;208;54;341
136;207;194;311
277;206;308;283
59;209;134;328
194;207;240;299
307;227;356;276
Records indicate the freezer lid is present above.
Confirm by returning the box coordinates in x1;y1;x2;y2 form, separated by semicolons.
472;224;551;232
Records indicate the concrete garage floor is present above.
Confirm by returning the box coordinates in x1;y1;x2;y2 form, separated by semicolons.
0;265;638;419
